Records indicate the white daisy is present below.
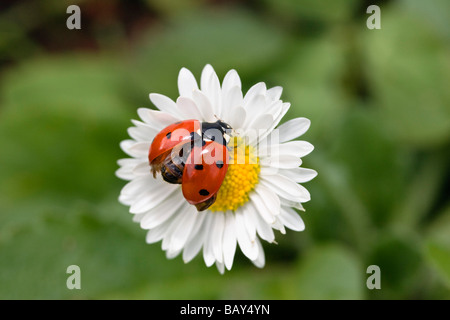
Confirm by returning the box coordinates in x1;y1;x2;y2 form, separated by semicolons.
116;65;317;273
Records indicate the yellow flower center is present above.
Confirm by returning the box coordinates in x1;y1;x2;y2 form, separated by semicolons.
209;137;260;212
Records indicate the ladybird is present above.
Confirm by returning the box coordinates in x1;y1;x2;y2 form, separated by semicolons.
148;119;232;211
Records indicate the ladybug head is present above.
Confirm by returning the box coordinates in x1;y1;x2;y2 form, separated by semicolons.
201;120;233;145
216;120;232;145
216;120;232;131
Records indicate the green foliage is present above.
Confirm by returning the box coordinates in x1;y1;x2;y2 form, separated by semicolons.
362;5;450;147
295;244;364;299
426;206;450;288
0;1;449;299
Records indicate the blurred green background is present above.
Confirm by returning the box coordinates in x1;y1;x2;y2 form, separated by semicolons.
0;0;449;300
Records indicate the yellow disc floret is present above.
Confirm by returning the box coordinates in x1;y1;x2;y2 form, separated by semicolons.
209;137;260;212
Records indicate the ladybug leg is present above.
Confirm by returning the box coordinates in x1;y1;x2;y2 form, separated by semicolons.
194;193;217;211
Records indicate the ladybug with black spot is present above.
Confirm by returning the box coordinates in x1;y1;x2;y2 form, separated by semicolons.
148;119;232;211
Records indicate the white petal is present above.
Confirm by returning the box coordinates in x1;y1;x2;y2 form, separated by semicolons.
187;210;207;240
258;102;290;142
145;218;173;244
139;192;184;229
132;161;151;176
216;261;225;274
120;140;138;157
116;158;145;180
246;114;274;144
228;106;246;129
222;69;241;93
166;248;182;260
149;93;179;115
222;86;243;120
272;217;286;234
201;64;215;91
178;67;199;98
251;185;281;223
264;100;283;122
211;212;225;263
267;86;283;101
117;158;142;170
222;211;237;270
278;167;318;183
251;238;266;268
182;211;208;263
260;175;311;203
280;198;305;211
277;117;311;143
127;141;151;158
203;214;216;267
176;96;203;120
120;175;154;199
260;155;302;169
262;141;314;159
116;167;133;181
132;119;158;139
243;94;266;127
161;214;191;253
130;182;178;214
279;206;305;231
201;64;221;117
249;192;275;224
137;108;180;130
258;166;279;177
248;113;273;131
128;122;155;142
282;141;314;158
235;211;259;260
166;205;198;252
242;204;257;241
243;82;266;107
192;89;216;122
248;200;275;243
132;212;146;223
161;206;188;251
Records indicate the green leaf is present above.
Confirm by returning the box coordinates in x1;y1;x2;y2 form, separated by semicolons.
399;0;450;39
144;0;206;16
426;205;450;287
295;244;364;299
367;231;423;299
0;205;183;299
0;55;134;230
331;109;408;227
273;32;349;144
262;0;359;23
101;261;299;300
361;7;450;147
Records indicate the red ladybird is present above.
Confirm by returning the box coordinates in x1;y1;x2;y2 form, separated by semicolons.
148;119;232;211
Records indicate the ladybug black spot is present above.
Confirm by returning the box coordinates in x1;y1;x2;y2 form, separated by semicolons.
194;164;204;170
216;161;224;169
199;189;210;196
175;121;182;124
166;132;172;139
202;139;206;147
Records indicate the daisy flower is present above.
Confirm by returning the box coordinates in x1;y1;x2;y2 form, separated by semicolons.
116;65;317;273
